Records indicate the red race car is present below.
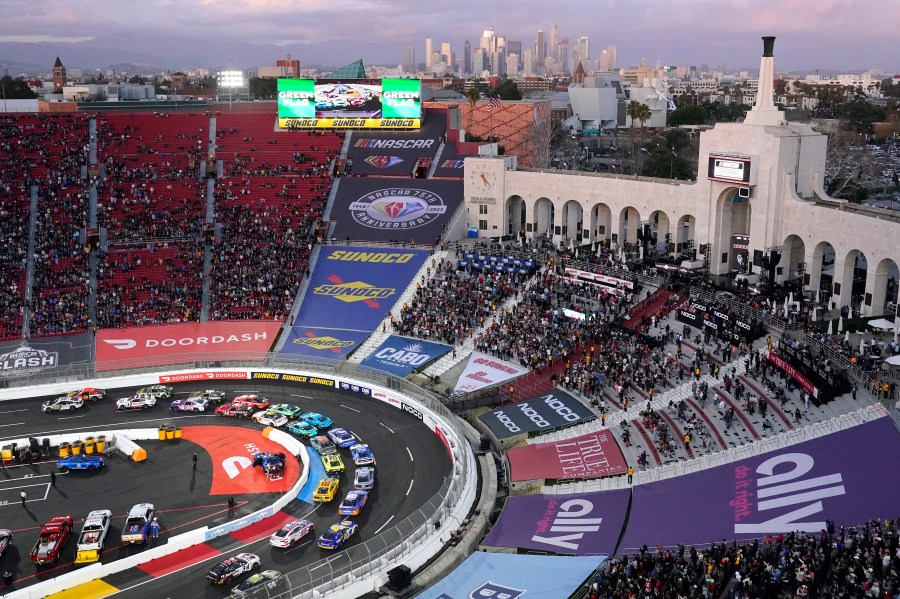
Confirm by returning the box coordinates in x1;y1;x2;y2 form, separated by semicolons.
30;516;74;565
215;403;254;418
232;394;270;410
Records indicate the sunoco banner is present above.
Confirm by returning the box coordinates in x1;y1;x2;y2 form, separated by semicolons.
478;390;596;439
360;335;451;376
0;333;92;377
453;351;528;394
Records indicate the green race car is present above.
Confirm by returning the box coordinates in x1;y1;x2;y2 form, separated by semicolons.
288;419;318;438
269;403;304;419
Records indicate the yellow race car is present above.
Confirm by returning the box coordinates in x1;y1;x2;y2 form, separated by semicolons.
321;453;345;475
312;477;340;503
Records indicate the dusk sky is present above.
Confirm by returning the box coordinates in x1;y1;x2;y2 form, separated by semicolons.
3;0;899;71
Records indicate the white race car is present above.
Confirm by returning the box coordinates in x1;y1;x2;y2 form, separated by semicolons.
116;393;157;410
170;397;210;412
252;410;288;428
42;396;84;413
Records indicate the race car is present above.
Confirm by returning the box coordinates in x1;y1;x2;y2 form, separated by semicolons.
287;419;318;438
30;515;73;565
121;503;155;544
310;435;337;455
136;385;173;399
252;409;288;428
354;466;376;490
57;453;105;472
116;393;156;410
327;427;357;448
215;403;254;418
232;394;269;409
170;397;210;412
67;387;105;401
317;520;358;550
252;452;286;479
187;389;226;404
313;477;340;503
269;519;314;548
301;411;332;428
41;396;83;413
232;570;287;598
350;443;374;466
269;403;304;419
206;552;261;585
338;490;368;516
321;452;345;475
0;529;12;558
74;509;112;564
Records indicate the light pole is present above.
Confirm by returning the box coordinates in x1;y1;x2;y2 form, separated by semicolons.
217;70;243;110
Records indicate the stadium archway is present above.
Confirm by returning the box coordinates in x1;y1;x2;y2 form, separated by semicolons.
590;203;612;246
505;195;526;238
618;206;641;246
562;200;584;247
676;214;697;257
778;234;806;287
808;241;836;299
648;210;670;256
533;197;554;239
867;258;899;316
836;249;868;316
713;188;750;276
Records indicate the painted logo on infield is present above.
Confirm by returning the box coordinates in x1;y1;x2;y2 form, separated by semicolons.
349;187;447;230
363;155;404;169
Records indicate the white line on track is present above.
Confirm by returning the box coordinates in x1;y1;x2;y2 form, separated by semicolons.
350;431;360;442
406;446;414;462
0;409;28;415
57;415;86;420
339;404;360;413
290;394;315;399
373;515;395;535
380;422;395;434
0;422;24;428
0;414;208;443
406;479;414;496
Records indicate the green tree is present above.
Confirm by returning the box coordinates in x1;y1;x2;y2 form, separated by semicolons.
0;76;37;99
640;134;694;180
464;87;480;133
667;104;706;126
249;77;277;100
495;78;522;100
626;100;652;172
128;76;147;85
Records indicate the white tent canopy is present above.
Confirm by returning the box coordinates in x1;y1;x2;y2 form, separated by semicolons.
868;318;897;331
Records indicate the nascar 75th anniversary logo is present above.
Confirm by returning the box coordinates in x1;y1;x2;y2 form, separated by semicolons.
349;187;447;230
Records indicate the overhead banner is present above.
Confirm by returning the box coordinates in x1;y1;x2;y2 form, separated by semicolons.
329;178;462;244
360;335;452;376
483;489;630;555
507;430;628;482
453;351;528;394
478;390;596;439
96;321;280;371
346;116;446;175
420;552;604;599
618;418;900;553
279;247;428;360
0;333;92;378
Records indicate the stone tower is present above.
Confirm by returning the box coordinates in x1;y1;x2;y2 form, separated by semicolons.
52;56;67;93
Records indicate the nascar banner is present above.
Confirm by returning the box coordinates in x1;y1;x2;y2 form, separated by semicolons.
360;335;452;377
452;351;528;394
345;117;445;176
279;247;428;361
280;117;420;130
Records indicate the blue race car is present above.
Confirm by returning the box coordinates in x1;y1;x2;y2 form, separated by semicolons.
350;444;374;466
317;520;358;550
327;428;356;449
252;452;286;479
288;419;318;438
338;490;368;516
301;412;332;429
57;453;105;472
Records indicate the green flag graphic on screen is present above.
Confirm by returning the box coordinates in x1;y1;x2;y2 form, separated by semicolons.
278;79;316;119
381;79;421;120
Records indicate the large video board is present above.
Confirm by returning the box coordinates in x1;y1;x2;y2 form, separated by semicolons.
277;78;421;129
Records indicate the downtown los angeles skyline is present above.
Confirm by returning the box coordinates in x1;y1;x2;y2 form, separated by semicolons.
2;0;899;71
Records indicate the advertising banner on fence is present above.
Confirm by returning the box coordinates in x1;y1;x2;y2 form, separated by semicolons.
279;247;428;360
507;430;628;481
420;552;605;599
0;333;92;377
360;335;452;376
158;371;248;384
618;418;900;554
478;390;596;439
96;321;280;371
452;351;528;394
483;489;630;555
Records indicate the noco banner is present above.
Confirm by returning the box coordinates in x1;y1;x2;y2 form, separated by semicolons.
95;321;281;371
277;78;421;129
478;390;596;439
618;418;900;553
507;430;628;482
279;247;428;360
452;351;528;394
329;178;462;244
483;489;630;555
0;333;92;377
360;335;452;376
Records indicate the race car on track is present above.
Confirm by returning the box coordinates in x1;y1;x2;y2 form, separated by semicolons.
170;397;210;412
206;552;261;585
67;387;105;401
350;443;374;466
354;466;376;490
41;396;83;413
327;427;357;448
269;403;304;419
57;453;105;472
287;419;318;438
136;385;173;399
215;403;254;418
310;435;337;455
317;520;358;550
30;515;73;565
252;452;286;479
301;411;332;428
187;389;226;404
321;452;345;475
116;393;156;410
74;509;112;564
0;529;12;558
338;490;368;516
252;409;288;428
232;394;269;409
121;503;155;544
232;570;287;598
269;519;314;548
313;477;340;503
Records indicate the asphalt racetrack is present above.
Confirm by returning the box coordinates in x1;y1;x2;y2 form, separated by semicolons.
0;379;451;597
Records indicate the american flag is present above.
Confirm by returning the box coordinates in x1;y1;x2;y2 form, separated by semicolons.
486;97;502;111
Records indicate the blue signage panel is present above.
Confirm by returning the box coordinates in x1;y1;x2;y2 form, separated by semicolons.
360;335;452;376
282;327;372;360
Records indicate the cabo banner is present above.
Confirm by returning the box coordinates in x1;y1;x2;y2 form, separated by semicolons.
479;390;596;439
96;321;281;371
360;335;452;377
482;489;630;555
279;247;428;360
453;351;528;394
618;418;900;553
507;430;628;482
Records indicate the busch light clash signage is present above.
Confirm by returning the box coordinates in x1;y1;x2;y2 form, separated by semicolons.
478;391;596;439
453;352;528;394
0;333;92;377
360;335;452;376
0;342;57;375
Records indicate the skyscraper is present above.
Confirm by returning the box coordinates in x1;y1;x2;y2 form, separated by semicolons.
573;36;590;72
441;42;452;66
403;47;415;71
505;54;518;77
558;38;569;72
464;40;471;74
606;44;617;71
481;28;496;53
425;37;433;68
473;49;485;74
523;49;533;76
549;24;559;62
535;29;546;67
507;41;522;71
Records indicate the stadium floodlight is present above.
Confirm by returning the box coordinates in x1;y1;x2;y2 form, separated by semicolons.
217;70;244;109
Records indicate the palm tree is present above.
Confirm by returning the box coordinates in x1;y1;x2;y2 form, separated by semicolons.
626;100;645;172
465;88;480;138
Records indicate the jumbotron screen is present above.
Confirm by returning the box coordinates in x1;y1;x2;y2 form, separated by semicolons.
277;78;421;129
